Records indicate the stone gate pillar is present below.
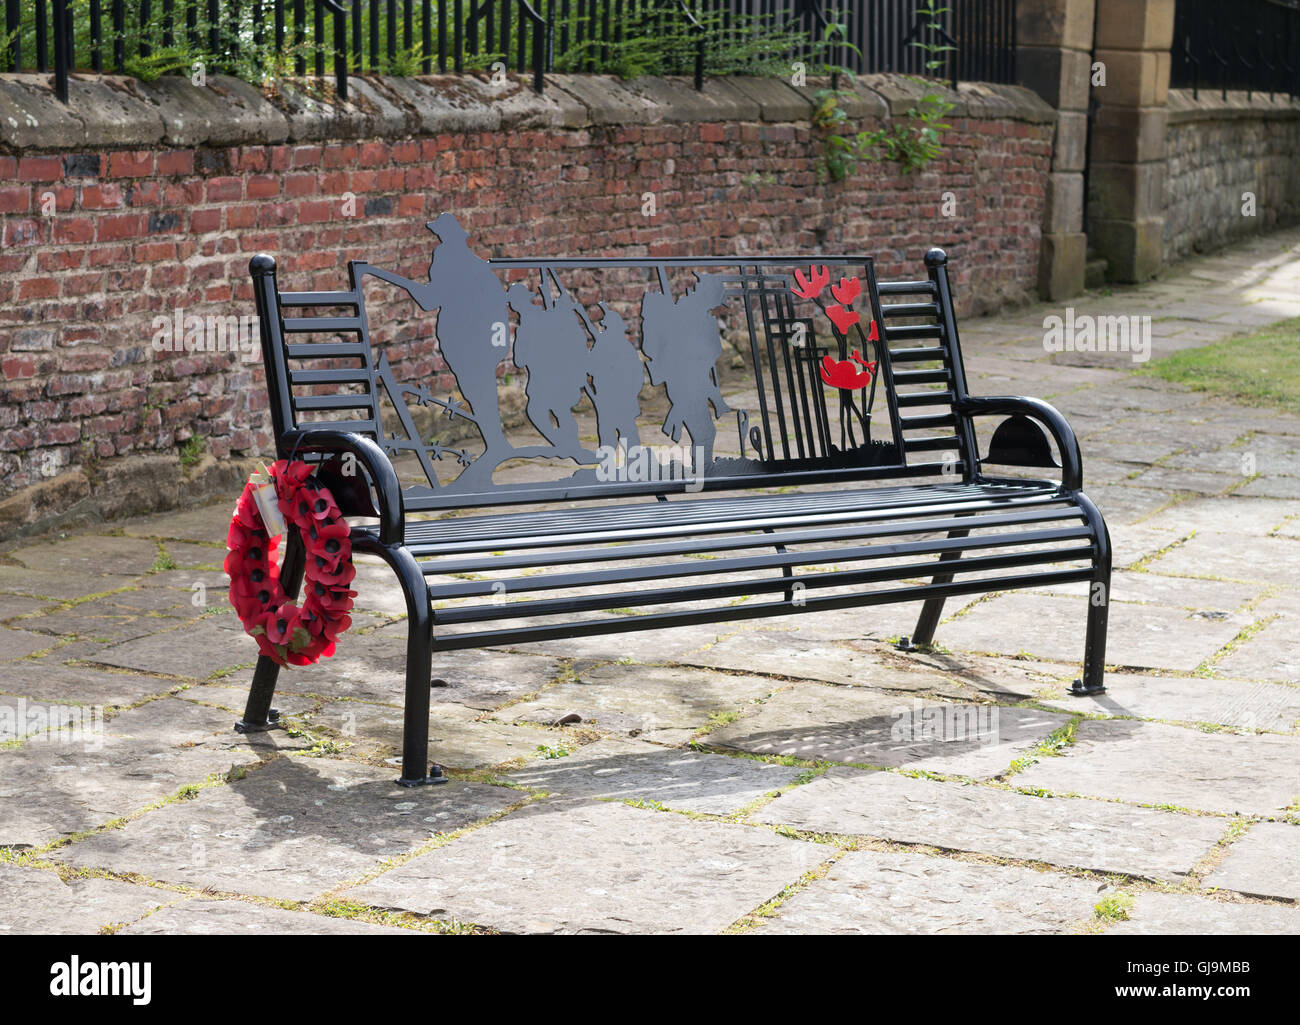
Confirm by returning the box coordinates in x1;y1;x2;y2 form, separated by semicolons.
1017;0;1094;299
1087;0;1175;282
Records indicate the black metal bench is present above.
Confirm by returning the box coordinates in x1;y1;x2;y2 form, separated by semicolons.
239;213;1110;786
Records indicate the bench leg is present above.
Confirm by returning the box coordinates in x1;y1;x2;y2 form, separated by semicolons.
1071;493;1111;696
896;528;970;651
236;528;306;733
387;545;448;788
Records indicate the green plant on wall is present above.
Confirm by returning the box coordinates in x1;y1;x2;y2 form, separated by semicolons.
814;1;956;181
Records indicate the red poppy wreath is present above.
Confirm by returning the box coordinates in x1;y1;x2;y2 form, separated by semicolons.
225;460;356;667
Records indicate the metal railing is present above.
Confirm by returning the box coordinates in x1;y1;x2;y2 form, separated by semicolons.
1172;0;1300;99
5;0;1017;105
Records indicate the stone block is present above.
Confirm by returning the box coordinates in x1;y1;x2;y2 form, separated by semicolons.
1094;49;1165;108
1091;105;1168;163
1053;109;1088;171
1095;0;1176;52
1087;216;1166;282
1089;160;1167;221
1017;0;1095;51
1038;230;1087;300
1044;171;1085;233
1017;45;1092;111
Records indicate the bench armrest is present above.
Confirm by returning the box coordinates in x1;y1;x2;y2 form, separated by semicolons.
956;396;1083;491
278;429;405;546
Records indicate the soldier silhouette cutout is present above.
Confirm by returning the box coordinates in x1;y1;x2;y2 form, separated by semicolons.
641;273;732;469
364;214;512;474
586;302;644;453
505;281;594;460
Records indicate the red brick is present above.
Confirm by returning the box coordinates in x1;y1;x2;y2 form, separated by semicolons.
0;187;31;214
155;150;195;176
107;151;155;178
247;175;280;199
97;213;145;242
16;156;62;182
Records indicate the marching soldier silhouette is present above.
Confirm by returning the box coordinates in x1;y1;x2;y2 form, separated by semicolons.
505;282;593;459
361;214;512;467
641;273;732;470
586;303;644;454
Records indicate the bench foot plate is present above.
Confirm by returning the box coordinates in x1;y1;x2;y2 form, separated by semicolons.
396;764;451;788
234;708;281;733
1069;678;1105;697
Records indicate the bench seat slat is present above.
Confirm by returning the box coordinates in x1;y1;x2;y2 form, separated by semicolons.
419;504;1083;576
406;486;1068;556
426;526;1095;600
427;569;1095;651
431;545;1096;626
878;280;937;296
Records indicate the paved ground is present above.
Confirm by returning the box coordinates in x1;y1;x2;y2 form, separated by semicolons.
2;229;1299;934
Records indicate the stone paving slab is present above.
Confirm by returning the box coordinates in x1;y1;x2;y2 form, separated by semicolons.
506;663;784;743
52;758;520;902
705;683;1069;778
896;650;1078;699
1037;674;1300;732
1031;570;1260;612
1235;476;1300;499
1215;616;1300;683
1145;532;1300;586
118;898;417;934
0;658;180;707
249;626;564;709
1203;822;1300;900
683;629;972;698
175;683;317;718
0;730;293;849
121;502;238;543
1106;892;1300;935
0;863;169;934
1144;498;1299;537
346;799;824;933
751;850;1100;934
0;628;59;660
88;618;260;678
1014;720;1300;815
505;738;802;815
307;701;562;770
754;767;1224;881
933;592;1251;672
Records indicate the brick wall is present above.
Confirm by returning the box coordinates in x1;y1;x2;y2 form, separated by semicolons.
0;72;1054;537
1164;90;1300;263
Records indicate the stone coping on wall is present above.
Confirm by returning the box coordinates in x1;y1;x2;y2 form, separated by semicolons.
0;72;1053;153
1167;87;1300;126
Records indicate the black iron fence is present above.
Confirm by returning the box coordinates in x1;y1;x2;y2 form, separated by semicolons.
1172;0;1300;99
5;0;1016;105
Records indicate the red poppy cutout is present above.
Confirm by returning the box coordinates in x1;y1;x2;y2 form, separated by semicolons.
826;304;861;335
819;355;876;390
792;265;830;299
225;460;355;668
831;276;861;306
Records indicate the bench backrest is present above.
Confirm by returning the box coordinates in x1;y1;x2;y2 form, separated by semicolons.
250;216;977;512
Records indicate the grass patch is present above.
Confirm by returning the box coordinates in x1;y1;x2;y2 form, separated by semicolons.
1140;317;1300;412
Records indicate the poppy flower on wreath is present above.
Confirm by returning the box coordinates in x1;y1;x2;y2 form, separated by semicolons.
224;459;356;668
